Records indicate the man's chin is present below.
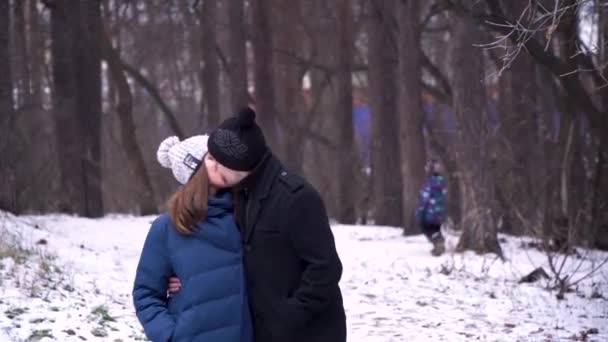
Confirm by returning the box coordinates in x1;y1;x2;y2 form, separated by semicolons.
210;181;228;189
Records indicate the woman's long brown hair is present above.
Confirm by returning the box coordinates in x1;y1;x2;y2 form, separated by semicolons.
168;162;210;235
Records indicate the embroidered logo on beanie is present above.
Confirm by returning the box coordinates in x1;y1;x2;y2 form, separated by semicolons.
212;129;248;159
208;107;268;171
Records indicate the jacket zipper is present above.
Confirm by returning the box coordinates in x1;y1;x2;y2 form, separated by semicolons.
243;188;251;237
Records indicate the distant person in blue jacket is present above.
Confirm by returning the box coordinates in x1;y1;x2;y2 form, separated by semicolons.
416;159;447;256
132;135;253;342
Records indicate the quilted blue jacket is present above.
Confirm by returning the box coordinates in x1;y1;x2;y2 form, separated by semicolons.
133;191;253;342
416;174;447;225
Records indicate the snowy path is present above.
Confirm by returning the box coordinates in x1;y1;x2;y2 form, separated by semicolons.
1;213;607;341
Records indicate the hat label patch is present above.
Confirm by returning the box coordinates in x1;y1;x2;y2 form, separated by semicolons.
183;153;201;170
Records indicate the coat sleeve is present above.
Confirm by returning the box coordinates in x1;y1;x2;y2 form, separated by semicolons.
284;188;343;328
416;180;431;223
133;216;176;342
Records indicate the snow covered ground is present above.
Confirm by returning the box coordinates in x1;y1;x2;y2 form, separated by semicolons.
0;211;606;342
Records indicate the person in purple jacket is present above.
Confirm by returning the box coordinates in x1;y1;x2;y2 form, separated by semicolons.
416;159;448;256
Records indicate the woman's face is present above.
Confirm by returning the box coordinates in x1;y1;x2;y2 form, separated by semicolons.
204;153;249;188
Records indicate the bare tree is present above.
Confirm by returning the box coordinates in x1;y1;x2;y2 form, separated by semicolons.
228;0;249;111
200;0;221;129
273;0;306;175
26;0;44;107
491;0;540;235
449;9;502;256
77;0;103;217
368;0;404;227
335;0;357;224
250;0;280;150
101;25;157;215
398;0;427;235
50;0;86;215
0;0;16;212
12;0;27;108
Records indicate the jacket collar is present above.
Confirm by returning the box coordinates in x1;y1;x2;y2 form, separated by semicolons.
236;152;281;200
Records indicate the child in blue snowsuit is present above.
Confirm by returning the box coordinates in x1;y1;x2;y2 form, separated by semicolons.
416;159;447;256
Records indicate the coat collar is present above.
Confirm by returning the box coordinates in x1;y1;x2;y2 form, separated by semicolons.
236;152;282;243
236;152;281;200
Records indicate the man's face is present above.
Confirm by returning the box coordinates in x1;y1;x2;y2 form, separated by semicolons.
204;153;249;188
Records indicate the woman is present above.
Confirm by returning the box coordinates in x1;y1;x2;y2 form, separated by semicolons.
132;135;253;342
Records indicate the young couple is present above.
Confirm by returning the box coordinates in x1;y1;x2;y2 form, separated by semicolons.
132;107;346;342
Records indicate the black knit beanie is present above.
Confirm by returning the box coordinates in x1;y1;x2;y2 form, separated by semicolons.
208;107;268;171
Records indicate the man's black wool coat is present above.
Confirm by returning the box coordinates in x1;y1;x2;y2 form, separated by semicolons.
235;153;346;342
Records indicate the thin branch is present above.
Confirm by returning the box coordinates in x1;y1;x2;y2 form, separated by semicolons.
120;62;186;139
443;0;606;138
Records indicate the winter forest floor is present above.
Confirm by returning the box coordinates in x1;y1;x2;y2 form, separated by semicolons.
0;212;607;342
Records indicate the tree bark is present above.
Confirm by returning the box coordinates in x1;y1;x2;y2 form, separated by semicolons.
593;0;608;250
450;12;502;256
26;0;43;106
50;0;86;215
200;0;221;129
101;27;157;215
12;0;27;107
0;0;16;212
228;0;249;111
274;0;305;175
494;0;539;235
398;0;427;235
76;0;103;217
250;0;280;150
335;0;357;224
368;0;403;227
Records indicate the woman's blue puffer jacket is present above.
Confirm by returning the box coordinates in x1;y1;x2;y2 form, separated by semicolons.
133;191;253;342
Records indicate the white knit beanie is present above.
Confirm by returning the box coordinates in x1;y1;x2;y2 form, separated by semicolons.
157;135;209;184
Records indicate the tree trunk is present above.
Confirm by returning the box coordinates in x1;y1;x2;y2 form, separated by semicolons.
0;0;16;212
398;0;427;235
251;0;279;151
228;0;249;111
26;0;43;106
51;0;86;215
76;0;103;217
12;0;27;107
200;0;221;129
307;0;341;218
592;0;608;250
368;0;403;227
101;28;157;215
495;15;539;235
26;0;45;108
450;13;502;256
274;0;305;175
335;0;357;224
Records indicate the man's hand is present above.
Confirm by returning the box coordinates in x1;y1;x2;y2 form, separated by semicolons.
168;277;181;295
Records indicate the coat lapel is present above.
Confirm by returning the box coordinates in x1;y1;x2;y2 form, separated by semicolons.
244;198;263;243
243;155;282;244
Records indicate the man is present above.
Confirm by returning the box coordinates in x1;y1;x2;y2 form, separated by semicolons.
168;107;346;342
416;159;447;256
